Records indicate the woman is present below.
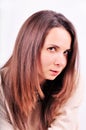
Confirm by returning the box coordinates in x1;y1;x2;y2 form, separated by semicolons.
0;10;82;130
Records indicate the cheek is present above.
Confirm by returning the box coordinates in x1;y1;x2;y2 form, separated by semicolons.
63;59;67;68
40;56;48;69
40;53;52;68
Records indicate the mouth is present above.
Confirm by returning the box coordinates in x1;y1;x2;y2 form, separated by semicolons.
50;70;60;76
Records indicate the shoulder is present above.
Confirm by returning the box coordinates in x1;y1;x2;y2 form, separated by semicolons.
65;75;84;108
48;77;84;130
0;118;14;130
0;71;14;130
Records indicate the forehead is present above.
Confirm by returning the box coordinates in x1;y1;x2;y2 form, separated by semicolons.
43;27;71;49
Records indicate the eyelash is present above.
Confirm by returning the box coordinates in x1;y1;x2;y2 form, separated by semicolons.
47;47;56;52
47;47;71;56
64;50;71;56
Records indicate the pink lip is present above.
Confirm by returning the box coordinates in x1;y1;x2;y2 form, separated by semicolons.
50;70;59;76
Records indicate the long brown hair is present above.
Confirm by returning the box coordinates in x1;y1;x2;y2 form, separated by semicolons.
0;10;79;130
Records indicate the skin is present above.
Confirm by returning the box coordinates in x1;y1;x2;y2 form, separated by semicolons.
38;27;71;83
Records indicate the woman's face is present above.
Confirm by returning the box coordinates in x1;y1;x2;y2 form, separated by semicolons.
38;27;71;83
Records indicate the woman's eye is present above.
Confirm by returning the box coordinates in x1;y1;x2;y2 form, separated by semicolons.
48;47;56;52
64;49;71;56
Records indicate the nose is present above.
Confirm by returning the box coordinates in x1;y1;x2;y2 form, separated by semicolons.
54;52;67;67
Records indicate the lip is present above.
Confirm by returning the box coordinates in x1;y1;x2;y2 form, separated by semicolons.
50;70;59;76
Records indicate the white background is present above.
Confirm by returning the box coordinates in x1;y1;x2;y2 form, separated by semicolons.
0;0;86;129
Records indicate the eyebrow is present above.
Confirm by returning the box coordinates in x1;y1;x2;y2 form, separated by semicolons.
48;44;71;50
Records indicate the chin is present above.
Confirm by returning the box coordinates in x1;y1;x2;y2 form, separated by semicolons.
47;76;57;81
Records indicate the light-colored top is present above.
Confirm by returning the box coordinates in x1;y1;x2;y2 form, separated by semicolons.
0;74;83;130
48;79;83;130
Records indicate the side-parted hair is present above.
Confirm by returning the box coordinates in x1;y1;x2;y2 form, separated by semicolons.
1;10;79;130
